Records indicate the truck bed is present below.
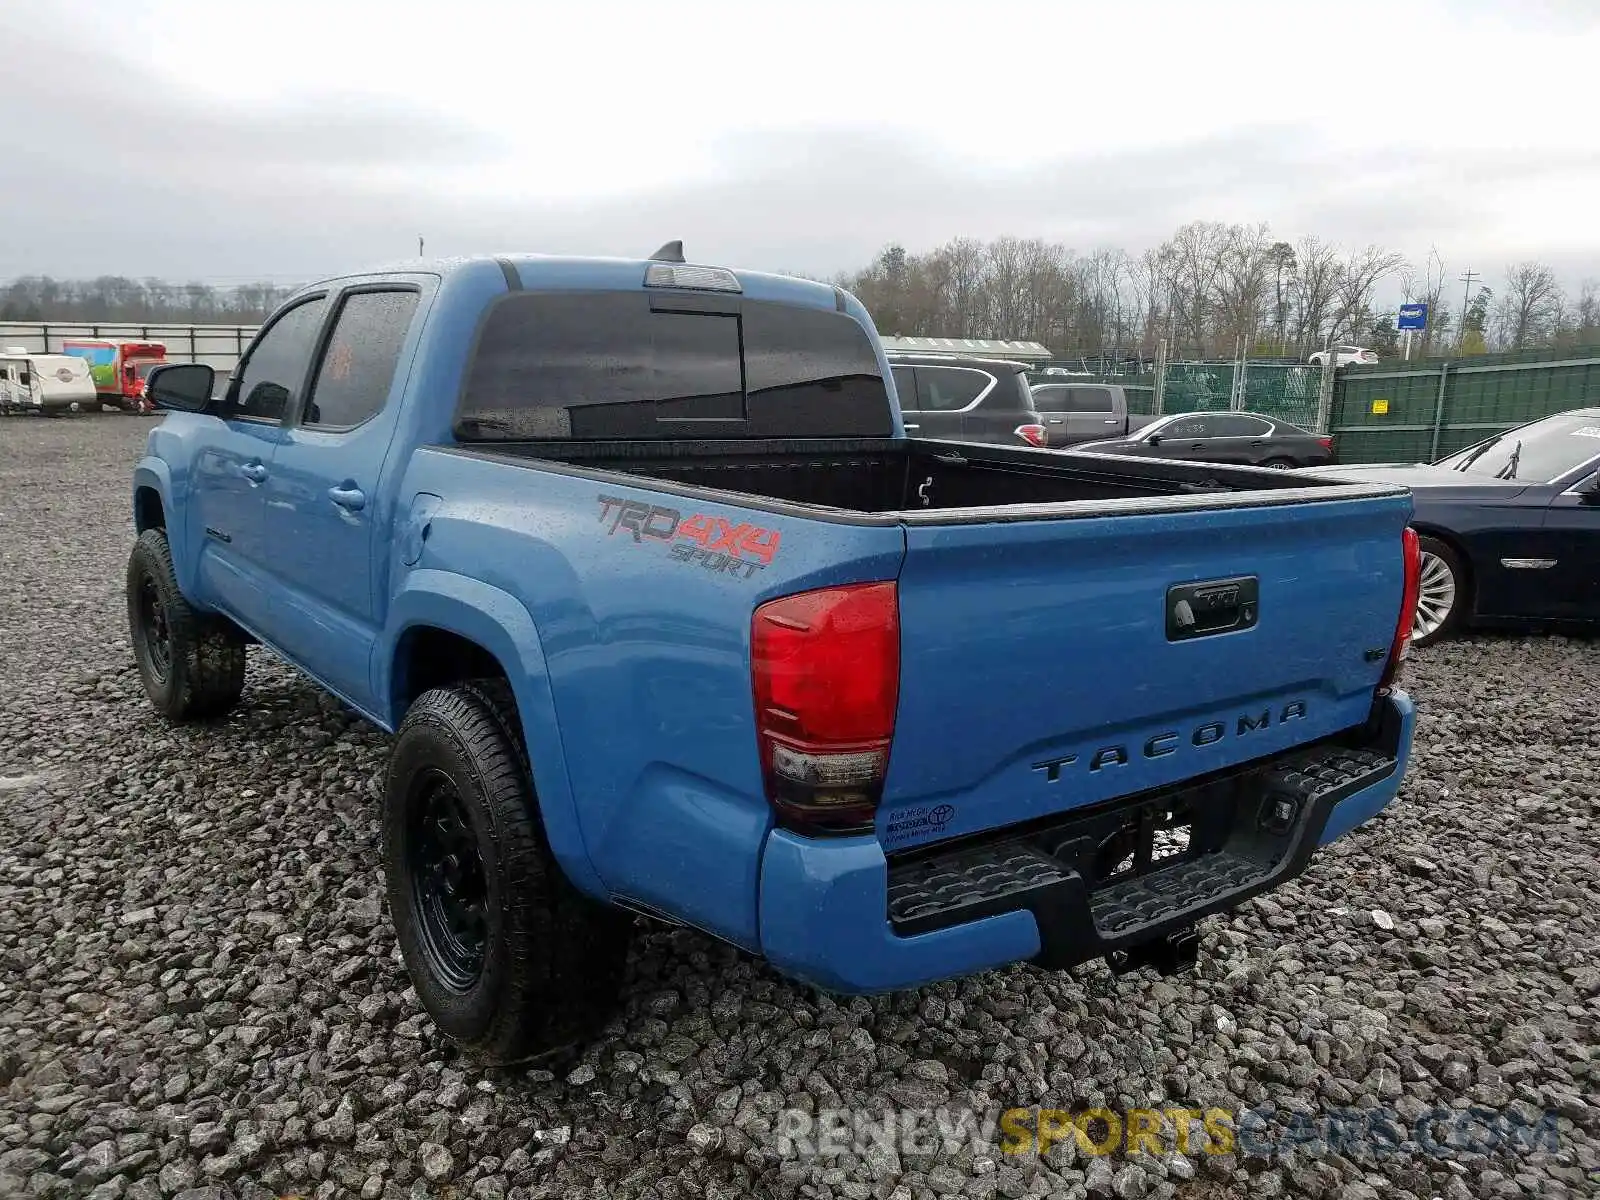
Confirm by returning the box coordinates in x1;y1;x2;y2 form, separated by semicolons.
448;437;1394;521
426;431;1412;870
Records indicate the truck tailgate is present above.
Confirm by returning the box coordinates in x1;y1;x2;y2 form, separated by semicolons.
877;490;1412;852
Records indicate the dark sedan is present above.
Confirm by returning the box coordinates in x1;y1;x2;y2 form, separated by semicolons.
1311;408;1600;645
1076;410;1335;469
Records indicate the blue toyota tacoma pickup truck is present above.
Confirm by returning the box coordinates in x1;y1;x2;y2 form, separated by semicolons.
129;245;1421;1062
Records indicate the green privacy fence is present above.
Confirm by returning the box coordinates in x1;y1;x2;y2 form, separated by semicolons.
1331;354;1600;464
1033;352;1596;461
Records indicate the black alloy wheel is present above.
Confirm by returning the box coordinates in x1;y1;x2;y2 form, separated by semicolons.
407;767;490;992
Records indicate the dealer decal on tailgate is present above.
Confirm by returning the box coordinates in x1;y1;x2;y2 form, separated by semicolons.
597;494;782;579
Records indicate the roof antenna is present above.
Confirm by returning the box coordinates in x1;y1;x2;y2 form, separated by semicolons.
649;240;686;263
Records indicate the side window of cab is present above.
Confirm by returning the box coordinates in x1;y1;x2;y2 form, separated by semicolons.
219;296;330;423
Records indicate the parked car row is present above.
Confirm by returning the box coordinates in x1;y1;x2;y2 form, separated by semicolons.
884;350;1331;467
882;350;1597;646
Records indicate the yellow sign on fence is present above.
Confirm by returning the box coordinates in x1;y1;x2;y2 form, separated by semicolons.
1371;398;1390;415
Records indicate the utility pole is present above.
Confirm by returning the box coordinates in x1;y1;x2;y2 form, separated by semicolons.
418;236;425;257
1457;269;1480;348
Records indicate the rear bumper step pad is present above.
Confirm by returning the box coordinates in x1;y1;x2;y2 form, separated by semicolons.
887;741;1397;968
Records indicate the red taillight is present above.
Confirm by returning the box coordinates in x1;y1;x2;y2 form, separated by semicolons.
1015;423;1048;448
1378;527;1421;694
1318;436;1334;451
751;582;900;833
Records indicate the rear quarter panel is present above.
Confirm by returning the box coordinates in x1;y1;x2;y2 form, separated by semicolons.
390;449;906;950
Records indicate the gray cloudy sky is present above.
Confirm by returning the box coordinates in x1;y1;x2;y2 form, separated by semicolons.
2;0;1597;289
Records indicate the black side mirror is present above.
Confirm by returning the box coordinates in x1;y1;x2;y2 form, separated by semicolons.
1581;470;1600;502
145;363;215;413
1147;433;1163;446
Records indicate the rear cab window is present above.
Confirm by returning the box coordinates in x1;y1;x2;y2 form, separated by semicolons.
456;291;893;441
1031;385;1070;412
1068;386;1115;413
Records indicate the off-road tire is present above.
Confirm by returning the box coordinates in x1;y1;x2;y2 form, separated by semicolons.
126;528;247;719
383;680;634;1065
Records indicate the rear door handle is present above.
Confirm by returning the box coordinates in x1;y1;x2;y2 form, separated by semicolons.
1102;418;1118;424
903;423;921;431
328;484;366;511
240;462;268;484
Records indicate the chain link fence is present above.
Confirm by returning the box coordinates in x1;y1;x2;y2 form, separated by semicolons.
1040;359;1328;429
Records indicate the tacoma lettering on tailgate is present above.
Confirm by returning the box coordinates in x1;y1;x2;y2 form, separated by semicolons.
1033;701;1309;781
597;494;782;580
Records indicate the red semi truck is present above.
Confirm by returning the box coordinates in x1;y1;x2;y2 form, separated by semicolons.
60;339;168;412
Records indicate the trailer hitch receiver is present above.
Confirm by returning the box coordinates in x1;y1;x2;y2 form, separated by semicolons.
1106;927;1201;977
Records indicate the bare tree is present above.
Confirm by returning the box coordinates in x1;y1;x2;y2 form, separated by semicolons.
1162;221;1231;356
1289;237;1342;354
1556;279;1600;350
1211;223;1274;355
832;227;1566;362
1491;261;1564;350
1330;246;1405;346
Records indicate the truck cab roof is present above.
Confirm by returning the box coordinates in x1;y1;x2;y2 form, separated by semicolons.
288;252;849;314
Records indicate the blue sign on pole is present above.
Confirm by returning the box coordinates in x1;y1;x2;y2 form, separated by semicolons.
1397;303;1428;330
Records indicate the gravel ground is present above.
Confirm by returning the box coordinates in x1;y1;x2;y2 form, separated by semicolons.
1;416;1596;1200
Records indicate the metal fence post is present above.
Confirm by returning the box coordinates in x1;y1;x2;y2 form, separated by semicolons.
1428;362;1451;461
1314;356;1336;434
1154;338;1168;415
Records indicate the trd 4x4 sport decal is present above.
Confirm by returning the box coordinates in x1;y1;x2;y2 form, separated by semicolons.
597;495;782;580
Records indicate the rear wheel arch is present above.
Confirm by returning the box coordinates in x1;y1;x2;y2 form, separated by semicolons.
1410;524;1476;614
1409;526;1475;646
391;625;509;719
382;593;606;901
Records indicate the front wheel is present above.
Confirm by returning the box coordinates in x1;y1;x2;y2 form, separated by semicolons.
126;529;247;718
1411;535;1466;647
382;681;633;1064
